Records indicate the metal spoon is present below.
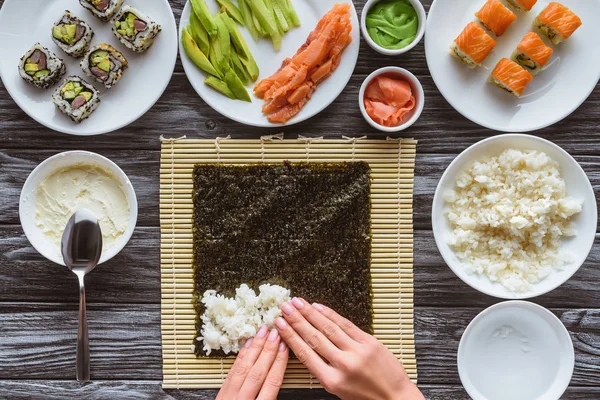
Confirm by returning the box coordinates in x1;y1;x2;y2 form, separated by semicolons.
61;209;102;382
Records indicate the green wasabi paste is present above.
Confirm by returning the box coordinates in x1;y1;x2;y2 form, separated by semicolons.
366;0;419;50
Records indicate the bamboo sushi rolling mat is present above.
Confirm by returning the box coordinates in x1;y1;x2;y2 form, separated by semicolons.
159;136;418;389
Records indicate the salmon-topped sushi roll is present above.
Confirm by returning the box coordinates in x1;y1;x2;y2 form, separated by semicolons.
476;0;517;36
506;0;537;12
534;2;582;44
511;32;553;75
450;22;497;69
489;58;534;97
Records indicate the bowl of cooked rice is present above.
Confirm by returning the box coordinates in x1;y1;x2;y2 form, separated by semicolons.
432;134;597;299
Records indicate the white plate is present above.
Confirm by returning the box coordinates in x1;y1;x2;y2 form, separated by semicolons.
19;151;138;266
432;134;597;299
179;0;360;127
0;0;178;135
425;0;600;132
458;301;574;400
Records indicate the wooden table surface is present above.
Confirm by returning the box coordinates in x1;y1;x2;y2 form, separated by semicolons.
1;0;599;398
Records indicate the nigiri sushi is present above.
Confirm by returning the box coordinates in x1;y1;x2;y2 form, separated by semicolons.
475;0;517;36
534;2;582;44
506;0;537;12
489;58;534;97
511;32;553;75
450;22;497;69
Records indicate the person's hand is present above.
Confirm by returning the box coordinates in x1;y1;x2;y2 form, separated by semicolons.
216;325;289;400
275;298;424;400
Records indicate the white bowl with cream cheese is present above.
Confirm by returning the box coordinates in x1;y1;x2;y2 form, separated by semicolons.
19;151;138;266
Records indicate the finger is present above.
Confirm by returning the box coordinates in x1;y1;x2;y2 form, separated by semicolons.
216;339;251;400
280;301;342;363
257;342;289;400
220;325;270;398
238;329;282;399
275;317;335;380
313;303;369;343
291;298;356;350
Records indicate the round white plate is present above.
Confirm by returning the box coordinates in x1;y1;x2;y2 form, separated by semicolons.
179;0;360;127
0;0;178;135
19;151;138;266
458;301;574;400
425;0;600;132
432;134;597;299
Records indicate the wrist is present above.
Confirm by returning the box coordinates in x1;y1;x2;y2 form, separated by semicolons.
386;380;423;400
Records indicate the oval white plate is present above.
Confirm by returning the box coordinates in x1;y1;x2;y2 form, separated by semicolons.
425;0;600;132
19;151;138;266
458;301;574;400
179;0;360;127
0;0;178;135
432;134;597;299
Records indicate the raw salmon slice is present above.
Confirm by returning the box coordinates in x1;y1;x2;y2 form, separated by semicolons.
489;58;534;97
536;2;582;42
453;22;496;64
507;0;537;12
476;0;517;36
517;32;553;67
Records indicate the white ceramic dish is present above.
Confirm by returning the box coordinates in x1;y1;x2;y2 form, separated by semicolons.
358;66;425;132
458;301;574;400
19;151;138;266
425;0;600;132
179;0;360;127
432;134;597;299
0;0;178;135
360;0;426;56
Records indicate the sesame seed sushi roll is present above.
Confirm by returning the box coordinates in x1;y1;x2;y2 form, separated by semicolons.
511;32;553;75
112;6;162;53
450;22;497;69
79;0;123;22
475;0;517;36
80;43;128;89
489;58;534;97
506;0;537;12
534;2;582;45
52;11;95;58
18;43;66;89
52;76;101;123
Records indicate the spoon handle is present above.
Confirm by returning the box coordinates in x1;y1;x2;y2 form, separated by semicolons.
77;274;90;382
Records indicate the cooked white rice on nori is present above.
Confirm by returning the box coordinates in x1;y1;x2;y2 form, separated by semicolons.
52;10;95;58
52;76;100;123
80;43;128;89
112;6;162;53
79;0;123;22
18;43;66;89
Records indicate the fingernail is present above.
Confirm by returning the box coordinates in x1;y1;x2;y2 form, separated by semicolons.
281;302;295;316
244;338;253;349
268;328;279;342
275;317;288;330
279;342;288;352
257;325;268;338
313;303;324;312
292;297;304;309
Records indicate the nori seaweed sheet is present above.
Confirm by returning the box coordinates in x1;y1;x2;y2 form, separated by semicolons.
192;162;372;357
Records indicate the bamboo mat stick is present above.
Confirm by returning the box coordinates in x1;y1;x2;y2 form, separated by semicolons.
160;137;417;389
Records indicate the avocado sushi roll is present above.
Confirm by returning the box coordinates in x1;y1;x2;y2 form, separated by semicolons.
52;11;94;58
52;76;101;123
18;43;66;89
112;6;162;53
80;43;128;89
79;0;123;22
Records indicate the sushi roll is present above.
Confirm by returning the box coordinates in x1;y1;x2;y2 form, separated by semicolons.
475;0;517;36
511;32;553;75
489;58;534;97
81;43;128;89
112;6;162;53
506;0;537;12
18;43;66;89
79;0;123;22
52;11;94;58
52;76;101;123
450;22;497;69
534;2;582;44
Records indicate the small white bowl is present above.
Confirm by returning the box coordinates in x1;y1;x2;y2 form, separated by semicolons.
458;301;574;400
432;134;597;299
19;151;138;266
359;66;425;132
361;0;426;56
